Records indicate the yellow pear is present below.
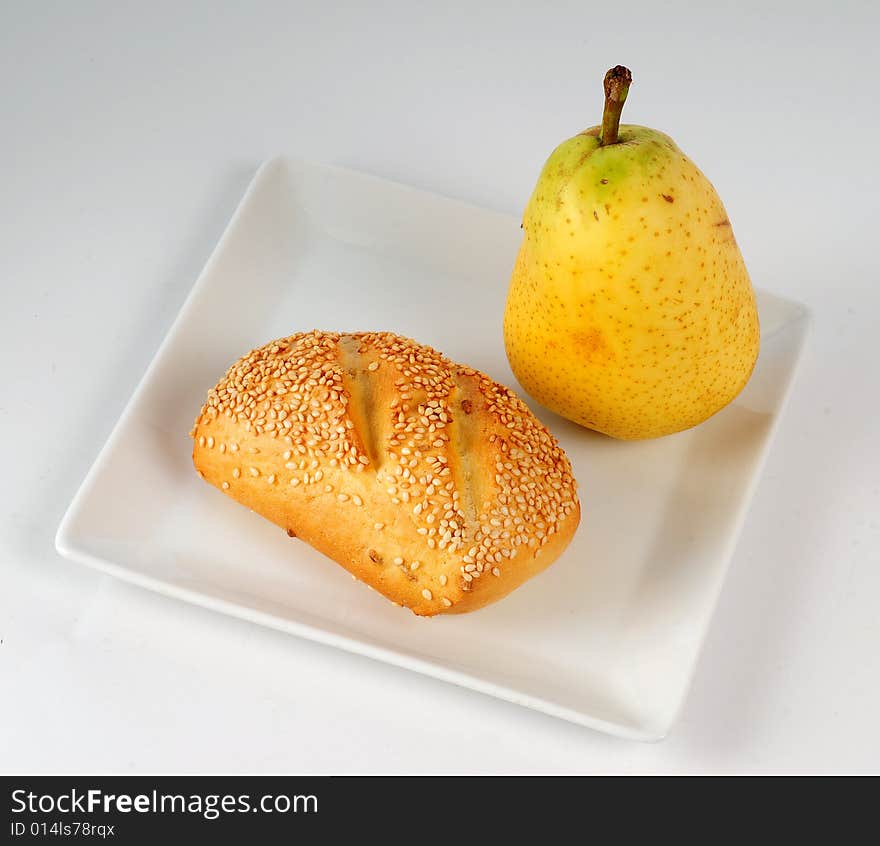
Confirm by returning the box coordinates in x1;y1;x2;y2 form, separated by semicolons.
504;66;759;440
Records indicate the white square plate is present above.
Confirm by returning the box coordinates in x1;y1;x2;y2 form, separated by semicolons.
56;157;810;741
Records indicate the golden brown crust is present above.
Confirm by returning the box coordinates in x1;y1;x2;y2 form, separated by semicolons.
192;331;580;616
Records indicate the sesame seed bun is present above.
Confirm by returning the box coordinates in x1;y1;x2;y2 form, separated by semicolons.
192;331;580;616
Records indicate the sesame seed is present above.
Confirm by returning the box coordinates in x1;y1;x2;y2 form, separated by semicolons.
221;481;229;489
352;495;363;506
410;561;420;570
249;467;259;477
192;329;578;591
289;478;300;486
324;484;333;492
393;557;404;565
337;493;349;502
439;575;448;586
232;467;240;478
198;436;205;447
422;589;433;600
441;597;453;607
374;523;384;530
206;436;214;448
492;567;501;577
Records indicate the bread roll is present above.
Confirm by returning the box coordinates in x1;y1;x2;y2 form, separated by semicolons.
191;331;580;615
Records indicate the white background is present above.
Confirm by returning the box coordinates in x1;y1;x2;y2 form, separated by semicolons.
2;1;878;773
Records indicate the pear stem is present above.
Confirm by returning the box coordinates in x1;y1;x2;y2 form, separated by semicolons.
598;65;632;146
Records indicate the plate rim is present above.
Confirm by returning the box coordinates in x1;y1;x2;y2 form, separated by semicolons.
55;155;813;742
